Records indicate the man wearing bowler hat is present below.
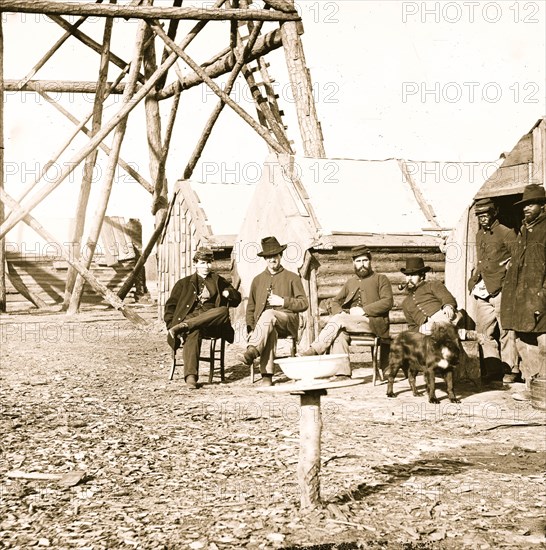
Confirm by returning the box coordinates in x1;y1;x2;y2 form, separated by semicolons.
300;246;393;378
501;184;546;396
241;236;309;386
164;247;241;389
468;198;518;383
400;257;460;334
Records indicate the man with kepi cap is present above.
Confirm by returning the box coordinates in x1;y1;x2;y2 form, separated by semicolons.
300;245;394;379
468;197;518;383
501;184;546;395
164;247;241;389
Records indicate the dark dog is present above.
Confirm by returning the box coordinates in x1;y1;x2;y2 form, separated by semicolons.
386;323;461;403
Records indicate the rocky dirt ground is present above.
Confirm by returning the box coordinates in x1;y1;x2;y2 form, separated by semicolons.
1;304;545;550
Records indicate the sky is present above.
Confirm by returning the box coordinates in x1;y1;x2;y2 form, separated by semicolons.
2;0;546;246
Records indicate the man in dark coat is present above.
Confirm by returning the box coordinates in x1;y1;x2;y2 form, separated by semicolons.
501;184;546;389
467;198;518;383
164;247;241;389
300;246;393;378
241;236;308;386
400;257;460;333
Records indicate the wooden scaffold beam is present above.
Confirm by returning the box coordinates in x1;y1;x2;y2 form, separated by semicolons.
0;17;5;312
0;1;300;21
0;188;149;326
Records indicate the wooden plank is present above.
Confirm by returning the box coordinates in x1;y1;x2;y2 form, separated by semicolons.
474;164;529;198
501;131;533;167
322;234;443;248
100;217;118;266
178;181;213;243
0;1;301;21
399;159;441;229
532;119;546;186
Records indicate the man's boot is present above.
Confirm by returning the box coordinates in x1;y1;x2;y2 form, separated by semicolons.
241;345;260;366
169;322;189;340
185;375;198;390
256;373;273;387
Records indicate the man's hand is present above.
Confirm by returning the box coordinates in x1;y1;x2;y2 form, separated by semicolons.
222;289;230;298
349;306;366;317
267;293;284;307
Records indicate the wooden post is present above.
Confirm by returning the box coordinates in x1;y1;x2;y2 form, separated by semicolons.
0;8;217;240
156;0;183;91
182;20;265;180
6;262;50;309
158;27;283;100
15;14;89;90
67;17;147;315
151;90;180;218
280;15;325;158
297;390;324;511
0;188;149;326
49;14;145;84
142;20;168;220
117;207;168;300
36;86;153;195
64;13;114;308
0;16;5;312
150;21;286;155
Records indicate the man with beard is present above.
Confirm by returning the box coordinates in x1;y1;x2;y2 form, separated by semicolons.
501;184;546;394
400;257;460;334
165;247;241;389
299;246;393;378
241;236;309;386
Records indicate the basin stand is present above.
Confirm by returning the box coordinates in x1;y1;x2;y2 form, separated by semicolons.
297;388;326;511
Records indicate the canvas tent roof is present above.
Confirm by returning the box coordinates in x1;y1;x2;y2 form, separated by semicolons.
294;157;496;236
173;180;255;246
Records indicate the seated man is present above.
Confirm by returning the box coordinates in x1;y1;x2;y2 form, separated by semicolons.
400;257;461;334
241;236;309;386
164;247;241;389
300;246;394;378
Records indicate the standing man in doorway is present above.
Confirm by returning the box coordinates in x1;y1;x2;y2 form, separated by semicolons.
501;184;546;396
468;198;518;383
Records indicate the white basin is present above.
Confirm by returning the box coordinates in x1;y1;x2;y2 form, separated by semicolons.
275;354;349;381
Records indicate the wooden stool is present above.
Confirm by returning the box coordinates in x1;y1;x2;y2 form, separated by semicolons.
250;335;297;384
348;332;384;385
169;337;226;383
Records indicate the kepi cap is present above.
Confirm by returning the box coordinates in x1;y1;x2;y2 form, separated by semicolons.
474;198;496;215
193;246;214;262
351;245;372;259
